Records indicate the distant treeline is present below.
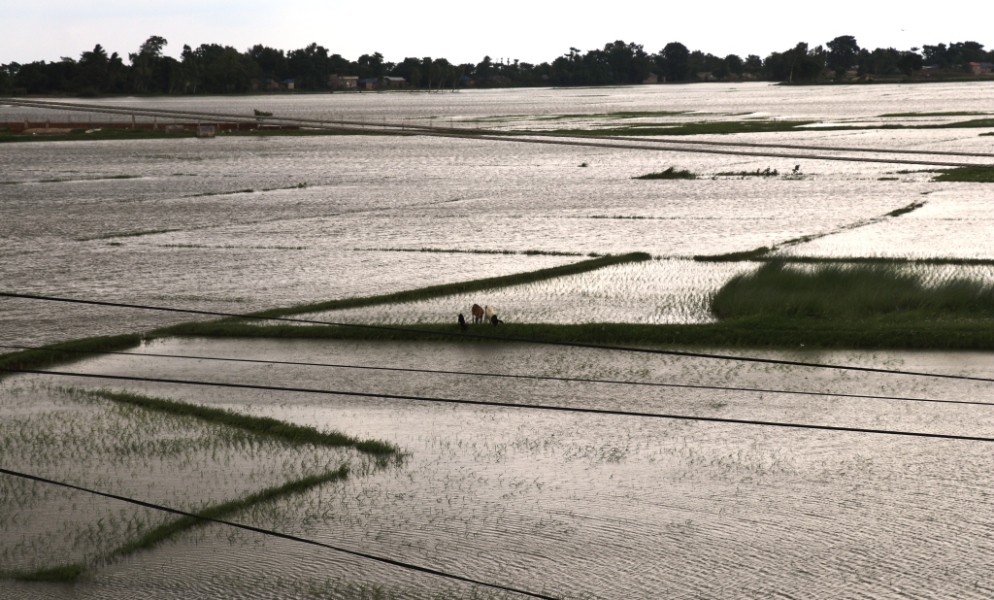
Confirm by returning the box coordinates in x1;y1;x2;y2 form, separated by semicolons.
1;35;992;96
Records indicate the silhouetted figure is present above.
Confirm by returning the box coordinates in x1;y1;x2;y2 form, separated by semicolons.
490;315;503;326
458;313;467;330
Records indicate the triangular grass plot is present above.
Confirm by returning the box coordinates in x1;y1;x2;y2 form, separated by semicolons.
0;388;399;583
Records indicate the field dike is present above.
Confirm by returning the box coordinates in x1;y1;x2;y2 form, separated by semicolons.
2;389;400;583
222;252;652;321
693;200;931;263
0;334;143;381
152;255;994;350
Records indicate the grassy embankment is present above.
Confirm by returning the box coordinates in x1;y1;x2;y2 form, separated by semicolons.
537;117;994;137
0;127;389;144
0;334;143;381
0;254;650;376
4;389;399;583
156;257;994;351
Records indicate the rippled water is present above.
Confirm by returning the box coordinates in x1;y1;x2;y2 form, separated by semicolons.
4;339;992;599
3;127;991;344
3;84;994;598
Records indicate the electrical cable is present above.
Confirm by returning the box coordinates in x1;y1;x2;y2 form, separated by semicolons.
1;343;991;409
4;367;993;443
3;291;993;383
0;466;559;600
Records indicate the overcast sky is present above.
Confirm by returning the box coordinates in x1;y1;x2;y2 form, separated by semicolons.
4;0;991;66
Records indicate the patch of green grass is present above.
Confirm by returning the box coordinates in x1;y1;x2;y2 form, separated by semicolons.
934;118;994;129
0;128;194;144
711;262;994;321
880;111;987;117
544;120;815;136
887;201;926;216
534;117;994;137
355;247;587;257
4;564;86;583
714;168;779;178
8;468;354;583
152;317;994;351
0;334;143;381
29;175;140;184
540;111;690;121
877;177;899;181
109;466;350;559
204;252;650;321
697;255;994;267
932;167;994;182
158;244;307;250
89;390;398;456
187;188;256;198
79;228;182;241
634;167;696;180
693;247;772;262
0;127;392;144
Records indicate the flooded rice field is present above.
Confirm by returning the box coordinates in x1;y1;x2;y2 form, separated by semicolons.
5;80;994;127
3;339;994;598
3;101;993;344
3;83;994;597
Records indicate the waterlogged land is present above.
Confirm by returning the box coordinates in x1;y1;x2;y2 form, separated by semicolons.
4;339;993;598
2;83;994;598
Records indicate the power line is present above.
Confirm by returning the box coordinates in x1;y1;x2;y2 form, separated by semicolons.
1;343;990;409
0;467;559;600
4;367;994;443
3;291;993;383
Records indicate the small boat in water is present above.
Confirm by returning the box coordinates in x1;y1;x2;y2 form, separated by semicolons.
195;125;216;138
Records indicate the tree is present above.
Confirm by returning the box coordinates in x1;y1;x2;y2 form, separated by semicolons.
657;42;690;82
77;44;110;93
0;63;15;94
743;54;763;76
827;35;860;77
248;45;287;81
724;54;744;78
604;40;651;84
288;43;335;89
357;52;386;79
897;50;923;76
129;35;168;92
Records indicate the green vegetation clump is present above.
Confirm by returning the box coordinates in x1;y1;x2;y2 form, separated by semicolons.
108;467;350;559
0;334;142;380
0;127;388;145
154;317;994;351
710;262;994;320
887;201;926;216
5;564;86;583
356;247;585;257
931;167;994;182
90;390;398;456
634;167;697;180
714;167;779;177
548;120;815;137
880;111;987;117
693;247;771;262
